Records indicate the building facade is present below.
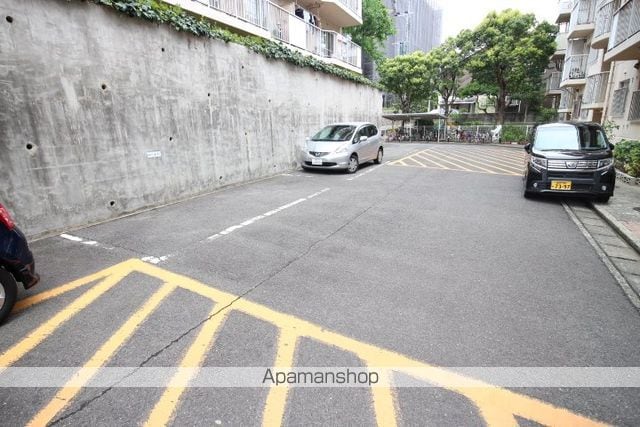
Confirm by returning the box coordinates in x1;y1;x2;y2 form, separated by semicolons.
545;0;640;142
163;0;364;72
383;0;442;57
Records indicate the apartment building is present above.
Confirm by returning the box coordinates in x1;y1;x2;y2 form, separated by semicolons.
163;0;364;72
545;0;640;142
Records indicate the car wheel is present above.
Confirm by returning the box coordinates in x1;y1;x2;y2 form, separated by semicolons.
0;267;17;325
347;155;359;174
595;195;610;203
374;148;383;164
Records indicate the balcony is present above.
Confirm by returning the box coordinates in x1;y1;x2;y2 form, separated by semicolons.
296;0;362;27
545;71;563;95
559;89;575;113
183;0;361;71
628;90;640;121
561;54;588;87
592;0;619;48
582;71;610;108
553;32;568;58
568;0;596;38
557;0;573;23
605;0;640;62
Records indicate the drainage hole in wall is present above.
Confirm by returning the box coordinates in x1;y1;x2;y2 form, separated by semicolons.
6;16;13;23
161;47;165;52
219;176;223;180
169;136;173;141
109;201;116;207
634;207;640;213
268;99;271;103
101;83;107;90
207;93;211;97
26;143;33;150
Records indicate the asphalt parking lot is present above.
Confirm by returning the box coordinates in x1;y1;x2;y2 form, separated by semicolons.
2;143;640;426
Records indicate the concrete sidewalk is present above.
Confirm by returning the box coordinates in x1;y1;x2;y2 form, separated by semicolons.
591;177;640;254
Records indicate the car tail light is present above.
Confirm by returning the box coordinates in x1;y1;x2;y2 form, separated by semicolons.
0;203;16;230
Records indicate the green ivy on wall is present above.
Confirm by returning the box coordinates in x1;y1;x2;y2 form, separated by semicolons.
90;0;377;87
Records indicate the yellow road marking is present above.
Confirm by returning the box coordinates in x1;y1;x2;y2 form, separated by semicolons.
0;261;136;368
423;149;503;175
404;156;430;168
262;328;298;427
413;151;454;169
368;369;398;427
430;150;521;176
27;281;176;427
11;259;609;426
145;305;229;427
481;149;525;163
415;150;474;171
444;148;525;171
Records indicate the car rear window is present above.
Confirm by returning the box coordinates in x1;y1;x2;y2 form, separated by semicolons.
312;125;356;141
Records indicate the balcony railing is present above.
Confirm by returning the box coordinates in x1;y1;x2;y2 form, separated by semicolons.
594;0;618;38
587;46;601;64
582;71;610;104
195;0;362;69
628;90;640;120
546;72;562;92
337;0;362;16
562;54;589;82
569;0;596;30
559;89;574;110
610;87;629;117
609;0;640;49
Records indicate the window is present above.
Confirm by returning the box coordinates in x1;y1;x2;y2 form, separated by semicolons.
311;125;356;141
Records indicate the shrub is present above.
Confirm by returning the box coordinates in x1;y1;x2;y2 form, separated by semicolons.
501;125;528;143
614;140;640;177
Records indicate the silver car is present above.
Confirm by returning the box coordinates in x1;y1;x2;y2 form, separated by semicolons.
301;122;384;174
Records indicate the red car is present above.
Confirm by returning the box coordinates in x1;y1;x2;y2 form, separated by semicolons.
0;203;39;324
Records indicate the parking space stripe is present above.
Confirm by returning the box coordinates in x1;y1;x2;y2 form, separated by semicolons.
27;281;177;427
431;150;521;176
145;305;230;427
416;150;473;171
444;150;524;171
5;259;608;426
0;264;133;368
262;329;299;427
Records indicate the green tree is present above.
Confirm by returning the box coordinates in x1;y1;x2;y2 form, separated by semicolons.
426;34;471;117
378;51;434;113
463;10;557;124
344;0;394;62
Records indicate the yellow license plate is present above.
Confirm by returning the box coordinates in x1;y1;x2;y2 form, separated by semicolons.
551;181;572;190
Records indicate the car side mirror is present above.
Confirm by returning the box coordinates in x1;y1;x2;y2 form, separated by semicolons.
524;143;531;153
609;143;615;151
359;136;368;143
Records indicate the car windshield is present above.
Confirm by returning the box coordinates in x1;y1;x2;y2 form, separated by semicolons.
534;126;608;151
312;125;356;141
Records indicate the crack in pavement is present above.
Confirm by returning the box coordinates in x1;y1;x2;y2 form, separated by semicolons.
49;169;420;425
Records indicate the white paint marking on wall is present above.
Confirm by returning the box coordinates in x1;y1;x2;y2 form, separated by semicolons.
206;188;330;240
146;150;162;159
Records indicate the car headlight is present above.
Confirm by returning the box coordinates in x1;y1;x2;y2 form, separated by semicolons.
530;157;547;169
598;158;613;169
333;144;350;154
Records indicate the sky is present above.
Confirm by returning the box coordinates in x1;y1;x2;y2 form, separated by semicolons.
440;0;559;40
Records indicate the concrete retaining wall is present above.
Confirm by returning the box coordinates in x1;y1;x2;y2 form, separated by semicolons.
0;0;382;237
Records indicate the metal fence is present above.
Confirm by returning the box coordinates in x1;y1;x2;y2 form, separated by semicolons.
628;90;640;121
382;125;534;143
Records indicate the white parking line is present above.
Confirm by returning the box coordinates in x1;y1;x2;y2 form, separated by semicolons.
60;233;102;247
206;188;331;241
346;164;384;181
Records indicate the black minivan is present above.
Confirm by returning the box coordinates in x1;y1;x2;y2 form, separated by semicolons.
523;122;615;202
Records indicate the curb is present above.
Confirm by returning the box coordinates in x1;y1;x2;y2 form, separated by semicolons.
589;202;640;255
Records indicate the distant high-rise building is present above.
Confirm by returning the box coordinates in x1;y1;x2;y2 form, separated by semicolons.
384;0;442;57
364;0;442;80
